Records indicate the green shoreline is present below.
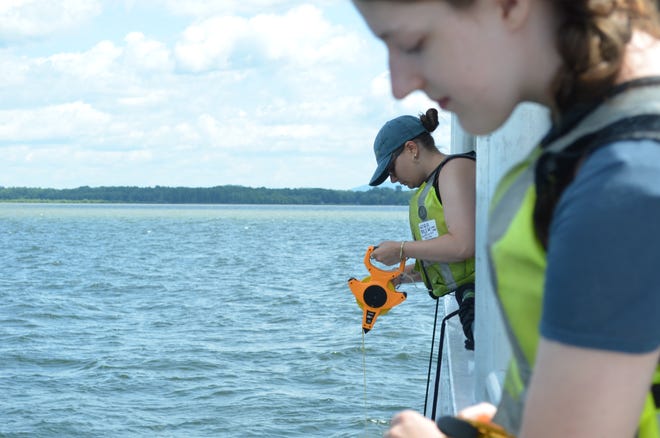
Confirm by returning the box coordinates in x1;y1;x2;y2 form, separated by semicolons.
0;185;412;206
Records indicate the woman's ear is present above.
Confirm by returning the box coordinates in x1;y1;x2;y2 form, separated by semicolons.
404;140;419;157
497;0;531;31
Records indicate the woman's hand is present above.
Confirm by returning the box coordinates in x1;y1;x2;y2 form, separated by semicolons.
385;410;444;438
371;240;404;266
457;402;497;423
384;404;497;438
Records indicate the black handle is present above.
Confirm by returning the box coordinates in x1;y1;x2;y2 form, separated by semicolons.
436;416;479;438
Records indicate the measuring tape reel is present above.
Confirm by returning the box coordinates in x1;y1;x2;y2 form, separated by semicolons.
348;246;407;333
437;416;515;438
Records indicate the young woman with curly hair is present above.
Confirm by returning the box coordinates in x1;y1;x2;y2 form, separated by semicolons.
353;1;660;436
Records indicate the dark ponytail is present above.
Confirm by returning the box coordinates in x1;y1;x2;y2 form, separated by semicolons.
415;108;441;151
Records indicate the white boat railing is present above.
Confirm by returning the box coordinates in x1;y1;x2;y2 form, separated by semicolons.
437;105;550;416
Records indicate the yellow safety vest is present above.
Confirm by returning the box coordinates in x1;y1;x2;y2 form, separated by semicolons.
488;81;660;436
409;154;475;297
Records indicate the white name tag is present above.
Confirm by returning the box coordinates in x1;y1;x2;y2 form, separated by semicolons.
419;220;439;240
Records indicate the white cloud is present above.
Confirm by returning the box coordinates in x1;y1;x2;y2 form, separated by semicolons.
155;0;334;17
0;101;111;142
124;32;174;72
0;49;30;86
0;0;101;41
370;71;394;100
46;40;123;79
174;16;248;72
117;90;171;107
251;5;360;65
174;5;361;73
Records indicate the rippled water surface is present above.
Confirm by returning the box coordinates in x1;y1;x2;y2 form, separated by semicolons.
1;203;443;437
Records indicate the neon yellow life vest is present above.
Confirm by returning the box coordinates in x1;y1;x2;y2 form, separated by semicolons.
488;82;660;436
409;154;476;297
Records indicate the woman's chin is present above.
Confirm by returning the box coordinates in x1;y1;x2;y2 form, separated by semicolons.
456;111;513;137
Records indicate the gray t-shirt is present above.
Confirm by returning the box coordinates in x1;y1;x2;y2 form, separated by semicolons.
541;139;660;353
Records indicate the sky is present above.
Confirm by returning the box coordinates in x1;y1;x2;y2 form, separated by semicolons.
0;0;450;190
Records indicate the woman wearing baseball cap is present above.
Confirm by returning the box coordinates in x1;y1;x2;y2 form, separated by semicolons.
369;108;477;350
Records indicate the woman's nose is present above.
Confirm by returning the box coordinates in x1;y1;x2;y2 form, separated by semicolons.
388;51;424;99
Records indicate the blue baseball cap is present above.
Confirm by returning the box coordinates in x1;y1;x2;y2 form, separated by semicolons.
369;115;427;186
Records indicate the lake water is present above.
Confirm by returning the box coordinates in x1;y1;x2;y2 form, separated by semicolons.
0;203;447;437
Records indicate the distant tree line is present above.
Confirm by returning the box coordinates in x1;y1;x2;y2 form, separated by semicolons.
0;185;412;205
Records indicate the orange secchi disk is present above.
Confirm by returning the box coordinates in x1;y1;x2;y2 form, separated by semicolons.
348;246;407;333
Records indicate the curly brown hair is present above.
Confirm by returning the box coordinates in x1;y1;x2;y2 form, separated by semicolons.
550;1;660;113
